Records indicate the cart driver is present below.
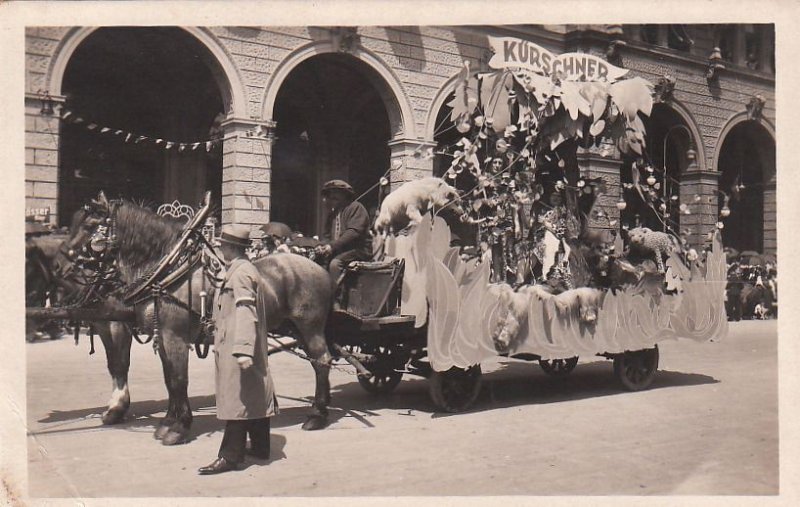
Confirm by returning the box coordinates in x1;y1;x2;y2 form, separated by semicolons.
315;179;372;282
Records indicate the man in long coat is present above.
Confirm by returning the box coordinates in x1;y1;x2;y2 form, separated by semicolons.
199;224;277;475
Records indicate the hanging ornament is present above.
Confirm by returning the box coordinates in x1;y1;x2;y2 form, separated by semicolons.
125;133;133;143
616;201;627;210
671;195;679;201
206;141;213;152
720;206;731;217
379;177;389;186
474;116;485;127
577;180;586;188
456;118;471;133
557;159;565;168
716;221;725;229
659;203;667;211
100;127;110;134
654;183;661;190
646;175;657;186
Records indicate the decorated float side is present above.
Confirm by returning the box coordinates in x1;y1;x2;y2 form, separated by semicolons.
348;36;728;411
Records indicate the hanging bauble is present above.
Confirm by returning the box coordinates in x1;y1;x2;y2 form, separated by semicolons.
647;175;657;186
716;221;725;229
474;116;485;127
456;119;471;133
557;159;565;168
616;201;627;210
379;177;389;186
659;203;667;211
720;206;731;217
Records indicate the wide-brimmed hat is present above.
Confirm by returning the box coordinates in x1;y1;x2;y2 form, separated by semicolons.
321;179;354;197
217;224;251;249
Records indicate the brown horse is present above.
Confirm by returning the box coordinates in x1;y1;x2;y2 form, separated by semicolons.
54;192;335;445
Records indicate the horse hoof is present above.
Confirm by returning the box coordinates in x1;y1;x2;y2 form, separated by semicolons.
161;431;189;446
153;425;171;440
101;409;126;425
301;415;328;431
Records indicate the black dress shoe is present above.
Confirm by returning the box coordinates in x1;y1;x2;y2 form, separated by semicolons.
198;457;239;475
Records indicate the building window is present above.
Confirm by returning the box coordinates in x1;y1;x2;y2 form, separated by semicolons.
745;25;762;70
717;25;736;62
667;25;693;51
640;25;659;45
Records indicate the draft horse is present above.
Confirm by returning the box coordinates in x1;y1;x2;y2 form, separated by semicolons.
55;191;335;445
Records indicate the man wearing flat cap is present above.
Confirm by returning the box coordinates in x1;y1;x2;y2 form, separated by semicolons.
315;179;372;281
199;224;277;475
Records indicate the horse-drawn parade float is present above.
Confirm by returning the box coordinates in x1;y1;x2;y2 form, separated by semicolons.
25;37;730;445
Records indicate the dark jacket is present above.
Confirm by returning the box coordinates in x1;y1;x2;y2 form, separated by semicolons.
323;200;372;259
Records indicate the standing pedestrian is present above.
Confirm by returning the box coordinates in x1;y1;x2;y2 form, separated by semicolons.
199;224;277;475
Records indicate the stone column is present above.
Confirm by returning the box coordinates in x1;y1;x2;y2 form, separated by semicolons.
388;138;435;190
577;146;623;233
219;118;274;228
733;25;746;66
680;167;720;250
763;174;776;255
25;93;64;226
656;25;669;47
759;25;774;74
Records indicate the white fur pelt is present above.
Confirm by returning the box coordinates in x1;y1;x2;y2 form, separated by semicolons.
491;284;605;352
374;177;461;234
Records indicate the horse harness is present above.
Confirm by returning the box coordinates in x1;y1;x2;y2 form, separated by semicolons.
64;194;222;358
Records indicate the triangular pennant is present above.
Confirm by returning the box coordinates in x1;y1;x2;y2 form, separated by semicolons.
155;139;164;145
61;111;73;121
125;133;133;143
115;130;124;136
87;123;98;130
166;142;174;149
191;142;201;150
100;127;110;134
135;136;147;144
178;144;186;152
206;141;213;152
74;117;84;124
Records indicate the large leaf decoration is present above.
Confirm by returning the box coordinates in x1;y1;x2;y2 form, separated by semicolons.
608;77;655;121
560;80;592;121
579;81;611;121
447;62;480;122
480;71;514;133
512;71;559;105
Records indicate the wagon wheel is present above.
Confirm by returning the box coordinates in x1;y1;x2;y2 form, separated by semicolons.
429;365;482;413
539;356;579;377
613;346;659;391
356;345;404;395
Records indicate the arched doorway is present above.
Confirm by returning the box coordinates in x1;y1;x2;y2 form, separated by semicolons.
58;27;226;225
622;104;694;234
717;120;775;253
270;53;392;235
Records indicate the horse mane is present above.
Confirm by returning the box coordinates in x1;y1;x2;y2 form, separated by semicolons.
114;201;182;277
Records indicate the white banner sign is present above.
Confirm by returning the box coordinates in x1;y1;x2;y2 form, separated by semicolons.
487;36;629;83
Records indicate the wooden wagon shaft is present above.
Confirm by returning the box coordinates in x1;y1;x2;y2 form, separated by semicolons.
26;306;136;322
330;343;373;379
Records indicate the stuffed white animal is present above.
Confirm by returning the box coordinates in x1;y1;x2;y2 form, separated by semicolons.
374;177;461;234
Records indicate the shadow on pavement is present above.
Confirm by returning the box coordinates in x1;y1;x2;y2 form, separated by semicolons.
327;360;719;419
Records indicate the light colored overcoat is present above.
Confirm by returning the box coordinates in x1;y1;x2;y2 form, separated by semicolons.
213;258;277;420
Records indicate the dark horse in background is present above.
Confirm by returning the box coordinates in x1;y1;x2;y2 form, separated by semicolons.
53;192;335;445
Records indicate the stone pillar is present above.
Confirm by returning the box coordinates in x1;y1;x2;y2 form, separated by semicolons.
219;118;274;228
388;138;435;190
763;175;776;255
577;147;623;233
25;93;64;226
680;169;720;250
656;25;669;47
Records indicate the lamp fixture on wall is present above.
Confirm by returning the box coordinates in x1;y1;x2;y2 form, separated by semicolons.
706;47;725;80
39;90;54;116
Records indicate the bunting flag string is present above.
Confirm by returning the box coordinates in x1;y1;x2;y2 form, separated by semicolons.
57;108;222;153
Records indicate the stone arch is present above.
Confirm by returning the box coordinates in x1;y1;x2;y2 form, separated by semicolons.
713;111;776;173
46;26;247;119
425;72;462;141
261;41;417;140
655;98;707;172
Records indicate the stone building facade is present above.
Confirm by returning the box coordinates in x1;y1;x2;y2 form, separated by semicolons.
25;24;775;253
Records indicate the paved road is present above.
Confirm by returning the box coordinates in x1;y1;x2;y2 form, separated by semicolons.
25;320;777;498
